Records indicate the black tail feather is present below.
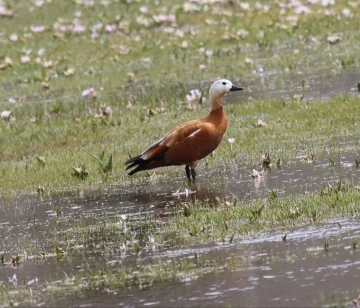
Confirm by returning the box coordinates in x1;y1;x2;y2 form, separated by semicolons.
124;154;141;165
125;148;169;176
125;155;149;175
125;161;139;171
128;165;145;175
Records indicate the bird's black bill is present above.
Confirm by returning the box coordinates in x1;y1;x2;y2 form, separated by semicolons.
230;85;244;91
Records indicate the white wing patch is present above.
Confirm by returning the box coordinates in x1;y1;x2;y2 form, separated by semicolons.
188;128;201;138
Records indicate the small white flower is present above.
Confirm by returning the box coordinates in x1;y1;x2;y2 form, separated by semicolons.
72;20;86;33
256;119;267;127
237;29;249;38
321;0;335;6
153;14;176;24
82;0;95;7
245;57;254;65
186;89;203;106
4;57;12;66
101;105;113;118
105;24;117;33
21;55;30;64
205;49;213;58
43;60;53;68
228;137;235;144
101;0;110;6
141;57;152;65
136;16;151;27
181;40;188;50
342;8;351;17
82;87;97;98
9;273;17;286
64;67;75;77
1;110;11;121
9;33;18;42
240;2;250;10
139;6;148;14
30;25;46;33
27;277;38;287
294;5;311;15
38;48;46;56
34;0;45;6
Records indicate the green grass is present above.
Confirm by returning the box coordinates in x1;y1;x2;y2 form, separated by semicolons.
1;94;360;196
168;181;360;245
0;0;360;197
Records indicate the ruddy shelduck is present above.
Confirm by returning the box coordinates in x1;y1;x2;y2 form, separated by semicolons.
125;79;243;181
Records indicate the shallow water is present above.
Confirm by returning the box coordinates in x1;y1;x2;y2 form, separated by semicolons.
1;151;360;306
2;152;360;245
55;217;360;307
242;69;360;102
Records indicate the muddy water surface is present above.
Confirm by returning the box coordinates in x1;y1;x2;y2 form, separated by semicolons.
57;218;360;307
243;69;360;102
1;152;360;307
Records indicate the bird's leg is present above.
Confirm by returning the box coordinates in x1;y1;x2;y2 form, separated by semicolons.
190;167;196;181
185;165;191;181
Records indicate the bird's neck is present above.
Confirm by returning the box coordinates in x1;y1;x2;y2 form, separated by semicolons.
208;105;226;126
210;95;223;111
207;106;228;136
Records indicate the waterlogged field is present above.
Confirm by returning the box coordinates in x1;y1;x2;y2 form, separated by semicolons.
1;0;360;307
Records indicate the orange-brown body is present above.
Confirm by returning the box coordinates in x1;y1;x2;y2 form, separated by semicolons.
125;79;243;180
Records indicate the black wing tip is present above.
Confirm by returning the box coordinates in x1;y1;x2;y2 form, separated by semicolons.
125;155;146;176
125;161;138;171
124;155;141;165
127;168;138;176
127;163;146;176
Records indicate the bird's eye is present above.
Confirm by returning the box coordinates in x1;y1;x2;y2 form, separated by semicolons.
222;82;226;85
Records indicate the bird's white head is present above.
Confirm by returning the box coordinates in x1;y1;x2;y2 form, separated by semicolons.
209;79;243;110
